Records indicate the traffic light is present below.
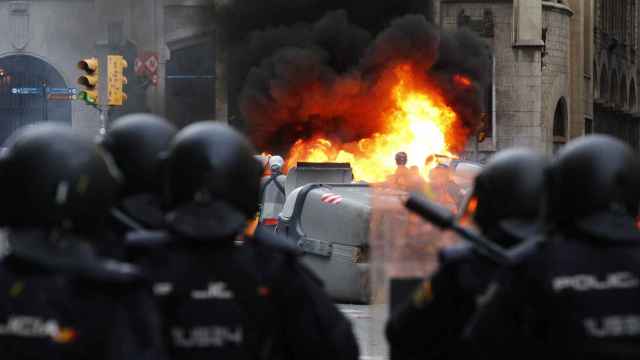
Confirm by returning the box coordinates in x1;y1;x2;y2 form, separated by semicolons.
77;57;99;105
107;55;128;106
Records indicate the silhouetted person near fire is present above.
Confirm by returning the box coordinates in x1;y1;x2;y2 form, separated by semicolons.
427;164;463;213
387;152;426;192
396;151;408;167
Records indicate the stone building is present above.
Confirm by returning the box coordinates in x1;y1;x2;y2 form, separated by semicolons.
0;0;220;141
434;0;594;158
593;0;640;149
5;1;637;154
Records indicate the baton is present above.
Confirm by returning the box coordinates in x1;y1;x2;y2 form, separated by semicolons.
405;192;511;265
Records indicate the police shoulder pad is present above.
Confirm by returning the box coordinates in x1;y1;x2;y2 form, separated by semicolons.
438;242;474;265
8;229;144;283
504;237;543;266
125;230;171;248
252;227;302;256
87;258;144;283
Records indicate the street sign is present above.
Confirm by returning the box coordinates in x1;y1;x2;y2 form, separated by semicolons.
11;87;42;95
144;55;159;74
136;52;158;75
135;52;159;87
134;58;144;75
11;87;78;101
47;87;78;95
48;93;77;101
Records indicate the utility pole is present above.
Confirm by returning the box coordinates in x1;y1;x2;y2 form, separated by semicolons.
98;105;110;135
41;81;48;121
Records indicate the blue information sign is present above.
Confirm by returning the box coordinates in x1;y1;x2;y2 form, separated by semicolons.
11;87;42;95
12;87;78;96
47;87;78;95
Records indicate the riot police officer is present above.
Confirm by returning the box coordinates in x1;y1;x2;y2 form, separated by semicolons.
469;135;640;359
100;113;177;233
146;121;358;360
0;123;164;359
258;155;286;230
386;148;547;359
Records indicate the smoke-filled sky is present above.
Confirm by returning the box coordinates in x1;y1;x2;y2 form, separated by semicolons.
216;0;432;47
215;0;491;154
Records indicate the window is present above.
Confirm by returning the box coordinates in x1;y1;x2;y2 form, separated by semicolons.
585;118;594;134
601;0;636;51
553;97;568;153
0;55;70;144
611;70;619;104
599;65;609;100
630;80;637;111
483;55;495;140
166;39;216;127
478;53;495;145
620;74;627;108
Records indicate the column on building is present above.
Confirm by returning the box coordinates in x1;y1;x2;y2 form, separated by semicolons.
511;0;546;152
567;0;587;138
513;0;544;47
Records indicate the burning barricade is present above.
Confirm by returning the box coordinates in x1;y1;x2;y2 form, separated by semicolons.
242;12;490;304
254;62;483;302
258;156;480;303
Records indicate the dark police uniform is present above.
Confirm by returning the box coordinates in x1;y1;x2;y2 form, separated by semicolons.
98;113;177;261
151;122;359;360
386;242;503;359
145;227;359;360
106;193;167;262
387;148;547;360
0;230;164;360
0;123;166;360
469;135;640;359
469;212;640;359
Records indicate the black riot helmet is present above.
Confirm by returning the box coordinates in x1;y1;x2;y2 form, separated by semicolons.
1;123;121;234
547;135;640;227
466;148;547;243
100;113;176;195
163;122;262;239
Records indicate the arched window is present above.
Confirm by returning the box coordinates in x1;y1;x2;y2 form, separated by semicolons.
553;97;568;153
630;79;637;111
611;70;619;104
620;73;628;108
594;62;599;98
600;65;609;100
0;55;71;144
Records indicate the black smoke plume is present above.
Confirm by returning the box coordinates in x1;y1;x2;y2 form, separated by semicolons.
216;0;431;47
215;0;491;154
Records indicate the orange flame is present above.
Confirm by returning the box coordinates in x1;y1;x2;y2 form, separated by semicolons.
285;64;467;182
453;74;472;88
460;195;478;225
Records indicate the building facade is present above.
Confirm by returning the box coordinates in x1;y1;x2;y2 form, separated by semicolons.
0;0;221;140
593;0;640;149
4;1;638;154
435;0;595;158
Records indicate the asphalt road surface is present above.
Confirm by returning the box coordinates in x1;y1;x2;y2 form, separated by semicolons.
340;304;388;360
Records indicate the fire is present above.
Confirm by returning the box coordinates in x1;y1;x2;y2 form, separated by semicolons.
453;74;472;88
285;64;467;182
